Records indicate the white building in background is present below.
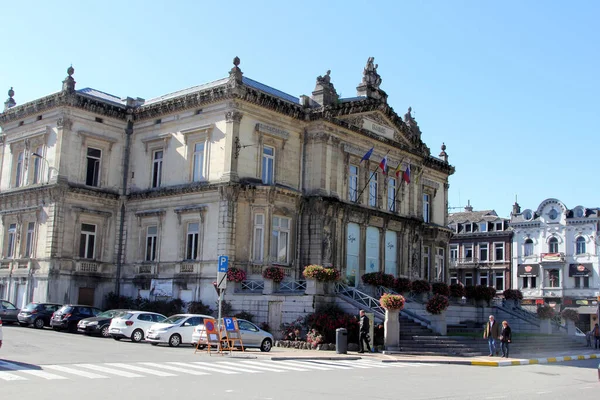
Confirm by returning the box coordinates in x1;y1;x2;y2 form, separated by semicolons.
510;198;600;332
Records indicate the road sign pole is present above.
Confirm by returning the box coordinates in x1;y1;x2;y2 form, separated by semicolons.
217;289;224;351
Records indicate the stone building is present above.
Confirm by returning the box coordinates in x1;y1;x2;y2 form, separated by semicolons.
447;203;513;291
0;58;454;316
509;198;600;332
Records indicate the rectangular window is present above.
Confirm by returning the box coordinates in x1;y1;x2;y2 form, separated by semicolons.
6;223;17;258
185;222;199;260
450;273;458;286
574;276;590;289
495;222;503;231
495;271;504;291
369;173;377;207
464;223;472;233
494;242;505;261
262;146;275;184
15;151;24;187
423;194;431;223
479;222;487;232
545;269;560;288
192;142;205;182
522;277;528;289
253;214;264;262
24;222;35;258
270;216;290;263
388;178;396;212
423;246;430;281
465;272;473;287
79;223;96;259
479;243;488;262
479;272;489;287
450;245;458;261
574;277;580;288
85;147;101;187
152;150;163;188
524;240;533;257
145;225;158;261
464;244;473;261
384;230;397;276
348;165;358;202
531;276;537;288
435;248;445;281
32;147;42;184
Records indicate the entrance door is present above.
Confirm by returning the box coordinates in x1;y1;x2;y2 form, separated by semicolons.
268;301;283;340
16;284;26;308
346;223;360;286
78;287;95;306
366;227;380;274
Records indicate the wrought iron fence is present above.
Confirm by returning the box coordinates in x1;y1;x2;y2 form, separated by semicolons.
278;280;306;293
239;280;264;292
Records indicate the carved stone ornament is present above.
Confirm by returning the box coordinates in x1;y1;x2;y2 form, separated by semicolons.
225;110;243;123
56;117;73;130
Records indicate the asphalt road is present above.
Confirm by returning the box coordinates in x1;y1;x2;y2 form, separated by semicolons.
1;324;599;400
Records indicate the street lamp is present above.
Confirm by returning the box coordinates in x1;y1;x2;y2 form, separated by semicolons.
31;152;50;184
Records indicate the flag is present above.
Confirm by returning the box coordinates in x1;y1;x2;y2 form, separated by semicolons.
360;147;374;163
378;156;388;173
394;163;402;178
402;163;411;184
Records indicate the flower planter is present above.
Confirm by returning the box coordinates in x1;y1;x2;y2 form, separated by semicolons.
384;309;400;350
539;319;552;335
565;319;577;336
263;279;280;295
306;278;326;295
429;311;447;336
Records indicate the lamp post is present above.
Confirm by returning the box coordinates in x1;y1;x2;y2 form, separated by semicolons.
31;152;50;184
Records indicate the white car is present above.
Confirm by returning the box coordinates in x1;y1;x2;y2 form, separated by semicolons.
0;317;3;349
146;314;212;347
191;318;274;352
109;311;167;343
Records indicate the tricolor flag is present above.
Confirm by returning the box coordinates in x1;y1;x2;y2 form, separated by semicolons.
394;163;402;178
402;163;411;184
360;147;374;163
379;156;388;173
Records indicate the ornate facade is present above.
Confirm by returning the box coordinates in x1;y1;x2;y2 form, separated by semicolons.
0;57;453;311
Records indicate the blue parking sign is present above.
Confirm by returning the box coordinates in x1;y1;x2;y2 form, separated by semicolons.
224;317;236;332
218;255;229;273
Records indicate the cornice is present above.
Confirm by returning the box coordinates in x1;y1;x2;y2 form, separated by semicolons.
127;181;221;201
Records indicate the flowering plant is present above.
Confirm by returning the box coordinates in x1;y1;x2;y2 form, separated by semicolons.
361;272;395;287
302;265;341;282
306;328;324;349
561;309;579;322
262;266;285;283
304;306;359;344
426;294;450;315
379;293;405;310
431;282;450;297
469;285;496;301
394;277;412;293
536;305;555;320
502;289;523;301
226;267;247;283
449;283;466;298
411;280;431;294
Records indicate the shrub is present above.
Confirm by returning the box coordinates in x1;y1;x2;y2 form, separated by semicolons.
502;289;523;301
215;299;233;317
227;267;247;283
302;265;341;282
411;280;431;294
262;266;285;282
449;283;466;298
426;294;450;315
280;317;304;340
104;292;186;316
306;329;324;349
304;304;360;344
537;305;555;320
188;301;213;315
394;277;412;293
259;322;271;332
561;309;579;322
361;272;395;287
379;293;406;310
431;282;450;297
465;285;477;300
234;311;255;322
470;285;496;301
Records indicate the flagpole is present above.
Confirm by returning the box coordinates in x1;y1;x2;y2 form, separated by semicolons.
355;150;390;204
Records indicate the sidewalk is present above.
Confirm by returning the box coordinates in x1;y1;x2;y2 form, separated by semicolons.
236;346;600;367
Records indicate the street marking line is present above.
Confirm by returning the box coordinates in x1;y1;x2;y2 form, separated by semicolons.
331;360;374;369
591;354;598;359
471;361;499;367
234;361;288;372
353;360;391;368
106;363;176;377
577;355;585;360
511;361;521;366
547;357;557;362
528;359;539;364
44;365;108;379
76;364;143;378
0;371;28;381
302;360;352;370
0;361;68;380
169;362;239;374
272;360;326;371
139;362;209;375
250;362;310;372
192;362;261;373
216;361;278;373
563;356;572;361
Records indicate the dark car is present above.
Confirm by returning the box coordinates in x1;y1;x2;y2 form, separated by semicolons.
50;305;102;332
0;300;20;324
77;309;129;338
18;303;62;329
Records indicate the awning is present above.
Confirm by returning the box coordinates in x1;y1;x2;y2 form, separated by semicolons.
517;264;540;277
569;263;592;277
563;306;597;314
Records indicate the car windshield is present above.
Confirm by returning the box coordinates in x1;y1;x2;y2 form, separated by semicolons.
162;315;187;324
97;310;126;318
58;306;73;313
23;303;39;311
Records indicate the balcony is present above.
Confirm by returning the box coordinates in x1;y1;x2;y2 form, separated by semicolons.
449;257;480;268
179;262;198;273
138;264;156;274
75;261;114;274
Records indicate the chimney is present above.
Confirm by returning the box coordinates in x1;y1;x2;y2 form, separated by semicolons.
464;200;473;212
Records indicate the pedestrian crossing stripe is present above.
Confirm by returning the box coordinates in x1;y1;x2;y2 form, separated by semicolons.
0;359;440;382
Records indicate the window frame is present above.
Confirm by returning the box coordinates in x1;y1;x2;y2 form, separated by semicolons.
479;222;487;232
478;272;489;286
464;223;472;233
524;239;534;257
24;222;35;258
548;237;559;253
368;173;378;207
464;243;473;261
192;142;206;182
423;193;431;223
14;150;24;187
85;147;102;187
545;268;560;288
270;215;291;264
79;223;97;260
494;271;504;291
261;145;275;185
479;243;489;262
464;272;473;287
31;146;43;185
6;223;17;258
388;177;396;212
253;213;265;262
151;149;164;188
493;242;505;262
348;165;358;202
449;244;458;261
145;225;159;262
185;221;200;260
575;236;586;255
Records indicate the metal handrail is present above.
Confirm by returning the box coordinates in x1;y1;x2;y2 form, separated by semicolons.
239;280;264;292
335;283;386;318
376;285;431;327
278;280;307;292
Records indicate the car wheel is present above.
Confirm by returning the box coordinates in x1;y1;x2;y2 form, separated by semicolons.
19;322;28;327
100;325;110;338
131;329;144;343
33;318;45;329
168;334;182;347
260;338;273;352
67;322;77;333
113;336;122;341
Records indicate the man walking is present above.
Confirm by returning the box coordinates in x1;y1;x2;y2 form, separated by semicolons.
358;310;372;353
593;323;600;349
483;315;501;356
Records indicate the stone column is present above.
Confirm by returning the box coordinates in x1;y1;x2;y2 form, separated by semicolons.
217;186;238;263
384;309;400;350
263;279;279;295
539;319;552;335
565;320;577;336
305;278;324;295
429;311;447;336
222;110;243;182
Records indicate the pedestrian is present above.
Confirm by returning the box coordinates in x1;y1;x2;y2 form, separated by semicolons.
586;328;592;348
500;320;512;358
483;314;501;356
358;310;372;354
593;323;600;349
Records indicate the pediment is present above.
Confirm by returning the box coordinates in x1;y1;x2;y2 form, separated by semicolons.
338;111;412;147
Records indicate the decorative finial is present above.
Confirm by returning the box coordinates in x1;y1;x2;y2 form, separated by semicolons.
233;57;240;67
8;87;14;98
439;142;448;163
441;142;446;151
62;65;76;93
4;87;16;111
229;57;243;85
67;65;74;76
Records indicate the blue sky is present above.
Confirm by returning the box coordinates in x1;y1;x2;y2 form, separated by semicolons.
1;1;598;217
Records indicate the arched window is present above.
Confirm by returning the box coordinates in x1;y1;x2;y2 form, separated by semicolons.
548;237;559;253
575;237;586;255
524;239;534;257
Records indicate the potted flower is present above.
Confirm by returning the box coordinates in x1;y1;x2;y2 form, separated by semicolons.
303;265;341;295
262;266;285;295
393;277;412;295
379;293;405;349
449;283;466;302
502;289;523;308
426;294;450;335
379;293;406;310
227;267;247;283
431;282;450;297
361;272;395;295
561;309;580;336
411;279;431;302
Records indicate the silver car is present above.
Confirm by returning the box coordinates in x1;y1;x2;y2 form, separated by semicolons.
192;319;273;352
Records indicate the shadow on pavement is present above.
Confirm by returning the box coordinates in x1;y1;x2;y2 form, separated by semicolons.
0;359;42;371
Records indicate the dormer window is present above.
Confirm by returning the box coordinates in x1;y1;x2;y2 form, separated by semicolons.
495;222;503;231
464;224;472;233
479;222;487;232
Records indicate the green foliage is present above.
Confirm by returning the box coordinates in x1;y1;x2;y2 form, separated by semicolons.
361;272;395;287
302;265;341;282
188;301;213;315
426;294;450;315
431;282;450;297
234;311;255;322
103;292;185;316
449;283;466;298
411;280;431;294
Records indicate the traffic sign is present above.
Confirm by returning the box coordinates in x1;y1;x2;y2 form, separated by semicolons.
217;272;227;289
218;256;229;273
224;317;236;332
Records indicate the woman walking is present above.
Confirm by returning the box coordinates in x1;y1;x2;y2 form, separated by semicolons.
500;320;512;358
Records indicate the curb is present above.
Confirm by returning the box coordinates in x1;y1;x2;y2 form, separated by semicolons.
469;353;600;367
270;356;362;361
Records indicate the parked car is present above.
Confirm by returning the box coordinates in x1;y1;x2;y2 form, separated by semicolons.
18;303;62;329
0;300;19;324
78;309;130;338
50;305;102;332
146;314;212;347
0;317;3;349
192;318;273;352
109;311;167;342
